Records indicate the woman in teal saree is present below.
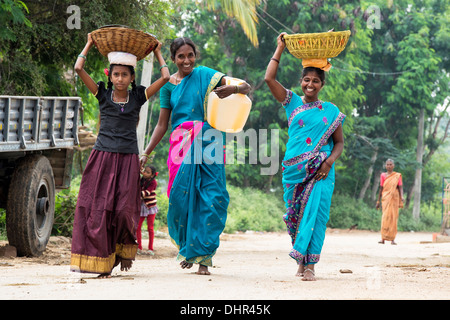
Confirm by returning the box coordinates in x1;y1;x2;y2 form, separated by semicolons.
141;37;250;275
265;33;345;281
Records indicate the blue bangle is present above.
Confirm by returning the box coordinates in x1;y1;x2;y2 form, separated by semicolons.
78;54;87;60
159;64;168;71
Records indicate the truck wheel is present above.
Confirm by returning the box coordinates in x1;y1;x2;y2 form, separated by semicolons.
6;155;55;256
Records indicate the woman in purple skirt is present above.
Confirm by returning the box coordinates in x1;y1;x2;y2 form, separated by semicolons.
70;33;169;278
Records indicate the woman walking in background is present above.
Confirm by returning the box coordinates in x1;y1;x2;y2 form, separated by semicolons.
376;159;404;245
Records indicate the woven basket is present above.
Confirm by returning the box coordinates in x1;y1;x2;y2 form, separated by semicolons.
91;25;158;61
284;30;351;59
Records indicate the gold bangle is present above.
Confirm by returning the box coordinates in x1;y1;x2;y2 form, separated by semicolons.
235;85;239;94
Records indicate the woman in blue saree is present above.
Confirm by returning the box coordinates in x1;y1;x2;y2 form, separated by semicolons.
265;33;345;281
141;37;250;275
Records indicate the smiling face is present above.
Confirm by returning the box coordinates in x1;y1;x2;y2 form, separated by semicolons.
173;44;196;77
110;65;135;91
301;70;324;101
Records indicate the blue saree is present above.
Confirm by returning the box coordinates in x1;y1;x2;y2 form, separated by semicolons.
160;66;228;266
281;89;345;265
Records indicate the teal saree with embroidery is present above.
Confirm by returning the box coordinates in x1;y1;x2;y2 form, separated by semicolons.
281;89;345;266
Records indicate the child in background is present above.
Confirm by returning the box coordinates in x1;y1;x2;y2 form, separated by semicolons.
137;165;158;255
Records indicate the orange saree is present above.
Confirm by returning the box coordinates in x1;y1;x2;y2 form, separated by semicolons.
380;172;402;241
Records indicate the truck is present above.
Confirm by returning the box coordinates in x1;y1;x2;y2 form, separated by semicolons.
0;95;80;256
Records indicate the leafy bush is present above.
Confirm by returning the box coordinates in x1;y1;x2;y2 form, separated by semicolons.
224;185;286;233
2;180;441;242
0;208;6;240
154;186;168;230
329;193;442;232
328;193;381;230
53;175;82;237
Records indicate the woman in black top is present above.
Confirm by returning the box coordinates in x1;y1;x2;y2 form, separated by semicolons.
70;33;170;278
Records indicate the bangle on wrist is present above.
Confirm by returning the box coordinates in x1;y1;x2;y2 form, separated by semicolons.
159;64;168;71
78;54;87;60
235;85;239;94
270;57;280;64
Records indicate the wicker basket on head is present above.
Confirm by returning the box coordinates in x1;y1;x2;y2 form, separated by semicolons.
283;30;351;59
91;25;158;61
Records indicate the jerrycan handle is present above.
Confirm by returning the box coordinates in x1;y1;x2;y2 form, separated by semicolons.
225;76;245;86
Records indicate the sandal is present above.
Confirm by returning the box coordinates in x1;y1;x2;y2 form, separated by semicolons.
302;267;316;281
296;265;305;277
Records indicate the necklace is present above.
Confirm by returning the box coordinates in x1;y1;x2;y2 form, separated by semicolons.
112;90;129;112
302;96;319;104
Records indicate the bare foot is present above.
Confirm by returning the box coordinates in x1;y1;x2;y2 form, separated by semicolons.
295;265;305;277
196;264;211;275
378;240;385;244
120;258;133;271
97;273;111;279
302;266;316;281
391;240;397;245
180;261;193;269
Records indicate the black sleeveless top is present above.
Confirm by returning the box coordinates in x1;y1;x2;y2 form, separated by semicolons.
93;81;147;154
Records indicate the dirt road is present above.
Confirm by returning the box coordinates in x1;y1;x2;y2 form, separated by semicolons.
0;229;449;300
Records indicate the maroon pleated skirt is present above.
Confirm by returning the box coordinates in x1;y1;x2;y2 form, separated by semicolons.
70;150;140;274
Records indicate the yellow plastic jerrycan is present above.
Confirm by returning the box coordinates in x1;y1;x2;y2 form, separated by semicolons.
207;77;252;133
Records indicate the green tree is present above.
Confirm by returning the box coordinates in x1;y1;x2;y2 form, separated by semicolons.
384;0;449;218
0;0;173;98
167;0;373;191
329;0;449;219
202;0;261;47
0;0;31;42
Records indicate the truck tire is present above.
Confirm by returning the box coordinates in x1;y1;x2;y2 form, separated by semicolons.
6;155;55;256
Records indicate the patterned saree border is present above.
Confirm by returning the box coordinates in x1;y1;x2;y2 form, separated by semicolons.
282;89;293;107
283;152;327;243
283;152;327;265
70;243;137;274
203;72;225;122
70;253;116;274
283;179;316;243
289;250;320;266
282;111;346;167
170;237;215;267
287;100;324;127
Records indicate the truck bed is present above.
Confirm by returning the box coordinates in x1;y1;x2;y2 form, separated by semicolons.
0;96;80;151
